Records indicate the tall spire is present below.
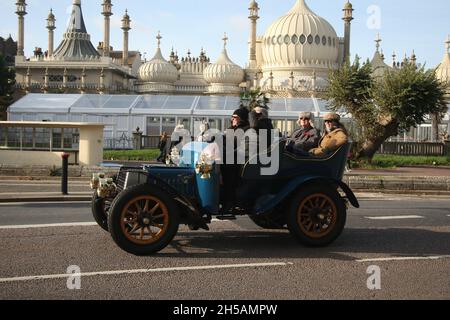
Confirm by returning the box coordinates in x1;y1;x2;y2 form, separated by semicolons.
289;0;313;14
156;31;162;48
375;33;381;52
222;32;228;49
446;35;450;53
52;0;99;60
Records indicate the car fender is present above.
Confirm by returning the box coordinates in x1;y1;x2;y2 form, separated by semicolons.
253;175;359;215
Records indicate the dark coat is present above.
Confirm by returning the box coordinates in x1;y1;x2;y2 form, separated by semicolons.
249;110;275;154
287;126;321;153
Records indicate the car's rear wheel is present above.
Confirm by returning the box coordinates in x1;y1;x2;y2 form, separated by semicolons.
91;192;110;232
287;184;346;247
108;184;180;255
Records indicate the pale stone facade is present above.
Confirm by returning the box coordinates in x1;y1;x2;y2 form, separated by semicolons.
14;0;140;95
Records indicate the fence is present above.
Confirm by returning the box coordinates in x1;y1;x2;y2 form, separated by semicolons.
378;141;450;156
140;135;160;149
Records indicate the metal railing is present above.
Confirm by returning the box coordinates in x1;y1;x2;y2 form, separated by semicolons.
378;141;450;156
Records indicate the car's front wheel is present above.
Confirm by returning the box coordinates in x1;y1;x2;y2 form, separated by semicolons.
287;184;347;247
91;192;110;232
108;184;180;255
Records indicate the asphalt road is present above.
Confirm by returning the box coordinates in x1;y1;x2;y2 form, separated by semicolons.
0;196;449;300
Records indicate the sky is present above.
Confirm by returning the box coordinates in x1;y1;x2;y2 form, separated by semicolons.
0;0;449;68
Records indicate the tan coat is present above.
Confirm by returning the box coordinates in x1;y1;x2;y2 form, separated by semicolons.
310;128;348;157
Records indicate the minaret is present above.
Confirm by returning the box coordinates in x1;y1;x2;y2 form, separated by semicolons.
121;9;131;66
101;0;113;57
46;9;56;57
248;0;259;69
342;1;354;63
15;0;27;57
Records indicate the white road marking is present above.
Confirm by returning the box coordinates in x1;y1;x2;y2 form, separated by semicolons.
356;255;450;263
0;222;98;230
0;201;90;206
365;215;424;220
0;218;235;230
0;262;293;283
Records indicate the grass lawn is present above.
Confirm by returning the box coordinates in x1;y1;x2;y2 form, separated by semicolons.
104;149;450;168
356;154;450;169
104;149;160;161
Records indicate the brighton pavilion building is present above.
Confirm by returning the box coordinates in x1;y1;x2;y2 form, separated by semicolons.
7;0;450;146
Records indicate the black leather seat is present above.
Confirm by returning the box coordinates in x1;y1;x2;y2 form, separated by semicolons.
241;141;350;181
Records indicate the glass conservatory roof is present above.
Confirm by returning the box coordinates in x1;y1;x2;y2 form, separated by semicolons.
9;94;336;118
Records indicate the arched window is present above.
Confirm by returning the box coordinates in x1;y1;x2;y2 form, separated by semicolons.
284;35;290;45
300;34;306;45
315;35;321;45
277;35;283;45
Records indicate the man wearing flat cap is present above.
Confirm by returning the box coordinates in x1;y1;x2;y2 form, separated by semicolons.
310;113;348;157
286;112;321;155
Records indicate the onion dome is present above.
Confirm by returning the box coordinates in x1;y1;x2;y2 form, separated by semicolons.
138;33;178;84
261;0;339;69
436;36;450;85
203;34;244;90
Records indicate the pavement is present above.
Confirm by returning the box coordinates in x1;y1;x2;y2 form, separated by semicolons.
0;165;450;203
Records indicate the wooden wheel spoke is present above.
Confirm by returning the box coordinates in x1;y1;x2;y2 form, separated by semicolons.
149;203;161;216
320;198;329;210
152;213;165;220
143;200;150;212
134;202;142;214
147;226;157;237
128;223;140;234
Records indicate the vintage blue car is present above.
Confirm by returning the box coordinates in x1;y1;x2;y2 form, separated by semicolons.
91;140;359;255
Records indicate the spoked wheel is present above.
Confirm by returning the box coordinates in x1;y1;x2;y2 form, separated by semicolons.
109;184;179;255
288;185;346;247
91;192;111;232
120;195;169;245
